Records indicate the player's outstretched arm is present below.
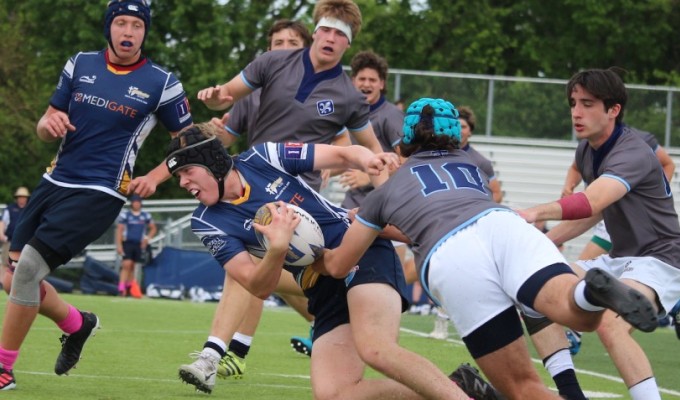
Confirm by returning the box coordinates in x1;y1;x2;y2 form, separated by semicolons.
197;75;251;111
312;144;399;179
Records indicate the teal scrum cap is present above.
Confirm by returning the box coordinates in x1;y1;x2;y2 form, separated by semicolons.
402;98;461;144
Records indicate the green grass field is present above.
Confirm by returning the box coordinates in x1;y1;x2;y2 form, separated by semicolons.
0;293;678;399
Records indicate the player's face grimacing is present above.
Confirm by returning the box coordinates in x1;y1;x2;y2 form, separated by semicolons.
177;166;222;206
109;15;145;63
352;68;383;106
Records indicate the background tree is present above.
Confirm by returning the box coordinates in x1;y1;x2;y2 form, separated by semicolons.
3;0;680;200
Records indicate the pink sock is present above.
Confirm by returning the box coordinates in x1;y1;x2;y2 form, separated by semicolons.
0;347;19;371
57;305;83;334
118;282;126;292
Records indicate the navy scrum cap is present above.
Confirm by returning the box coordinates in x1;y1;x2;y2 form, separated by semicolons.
166;126;233;181
104;0;151;46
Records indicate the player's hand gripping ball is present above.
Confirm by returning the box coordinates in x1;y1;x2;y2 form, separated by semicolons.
253;203;325;267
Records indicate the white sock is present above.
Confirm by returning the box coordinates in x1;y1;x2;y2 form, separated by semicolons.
629;377;661;400
544;349;573;377
573;280;605;311
232;332;253;346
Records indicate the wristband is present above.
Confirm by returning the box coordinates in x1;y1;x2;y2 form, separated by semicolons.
556;192;592;220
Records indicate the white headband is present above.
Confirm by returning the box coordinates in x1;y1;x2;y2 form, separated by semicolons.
315;17;353;44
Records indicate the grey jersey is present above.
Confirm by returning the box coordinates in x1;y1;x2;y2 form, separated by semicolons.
575;125;680;267
637;129;660;152
356;149;506;275
241;48;371;190
462;144;496;181
225;89;261;146
342;97;404;209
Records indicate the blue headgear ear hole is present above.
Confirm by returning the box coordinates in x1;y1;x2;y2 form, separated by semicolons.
402;98;461;144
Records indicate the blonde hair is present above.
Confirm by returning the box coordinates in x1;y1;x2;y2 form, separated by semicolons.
313;0;362;40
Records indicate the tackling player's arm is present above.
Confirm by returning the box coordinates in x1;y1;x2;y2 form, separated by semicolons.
311;144;399;179
520;176;627;223
348;124;391;187
313;220;378;279
224;203;300;299
545;215;602;248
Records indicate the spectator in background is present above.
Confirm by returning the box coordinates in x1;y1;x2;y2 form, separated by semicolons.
116;194;156;297
0;187;31;290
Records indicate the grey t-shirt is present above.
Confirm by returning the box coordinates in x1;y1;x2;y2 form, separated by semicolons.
575;125;680;267
357;149;504;276
341;97;403;209
240;48;371;190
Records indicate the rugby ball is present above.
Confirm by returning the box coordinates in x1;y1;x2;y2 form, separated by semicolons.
253;203;325;267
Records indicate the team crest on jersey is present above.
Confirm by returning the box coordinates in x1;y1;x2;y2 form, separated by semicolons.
266;177;284;195
317;100;334;116
126;86;150;104
205;237;226;256
243;218;253;231
79;75;97;84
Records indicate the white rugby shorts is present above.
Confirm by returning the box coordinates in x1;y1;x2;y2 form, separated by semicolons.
427;211;568;337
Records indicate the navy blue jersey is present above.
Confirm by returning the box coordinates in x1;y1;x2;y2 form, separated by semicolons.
46;50;193;199
191;143;350;272
117;210;153;243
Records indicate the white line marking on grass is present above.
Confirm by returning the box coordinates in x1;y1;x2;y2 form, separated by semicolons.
17;370;311;390
399;327;680;398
